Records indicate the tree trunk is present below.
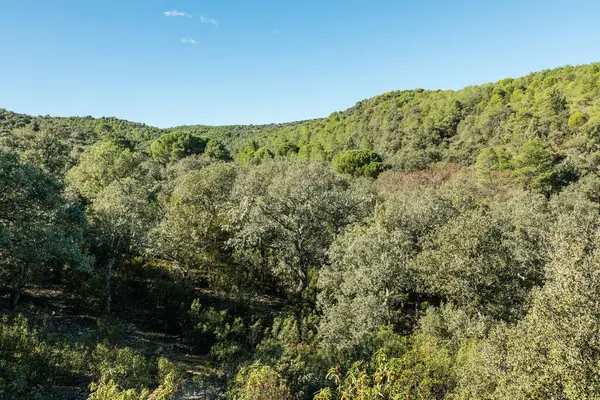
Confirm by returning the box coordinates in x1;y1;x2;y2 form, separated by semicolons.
104;258;114;315
295;264;307;293
10;282;21;310
295;244;308;293
415;293;421;319
296;278;306;293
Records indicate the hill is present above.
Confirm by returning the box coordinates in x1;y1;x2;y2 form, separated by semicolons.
2;62;600;399
5;62;600;171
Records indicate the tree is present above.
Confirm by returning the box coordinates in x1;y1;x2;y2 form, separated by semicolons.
415;193;548;321
66;140;142;199
511;136;559;194
318;224;414;357
315;338;455;400
3;124;74;177
0;151;91;308
318;188;459;357
152;163;238;286
205;139;231;160
473;146;512;179
228;160;370;293
455;194;600;399
89;178;159;313
332;149;384;178
275;141;300;157
149;132;208;165
568;111;588;129
238;141;260;166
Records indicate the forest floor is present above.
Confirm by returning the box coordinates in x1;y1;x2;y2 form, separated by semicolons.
0;286;229;399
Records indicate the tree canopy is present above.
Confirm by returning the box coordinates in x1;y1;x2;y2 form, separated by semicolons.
4;63;600;399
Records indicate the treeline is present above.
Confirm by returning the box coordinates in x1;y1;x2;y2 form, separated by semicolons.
1;63;600;399
235;63;600;173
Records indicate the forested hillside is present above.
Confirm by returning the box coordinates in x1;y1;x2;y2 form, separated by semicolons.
2;63;600;399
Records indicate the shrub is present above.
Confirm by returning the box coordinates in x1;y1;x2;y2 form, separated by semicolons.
0;315;87;399
315;341;455;400
188;299;246;348
228;363;293;400
91;344;156;390
95;317;127;344
87;356;186;400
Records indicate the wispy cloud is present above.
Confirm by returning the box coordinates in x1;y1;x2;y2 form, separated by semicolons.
164;10;191;18
181;38;197;45
200;16;219;27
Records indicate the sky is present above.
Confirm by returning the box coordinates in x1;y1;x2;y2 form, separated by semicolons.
1;1;600;128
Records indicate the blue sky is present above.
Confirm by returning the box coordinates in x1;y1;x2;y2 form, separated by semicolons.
1;0;600;127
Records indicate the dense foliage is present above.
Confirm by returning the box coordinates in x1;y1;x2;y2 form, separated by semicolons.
2;63;600;399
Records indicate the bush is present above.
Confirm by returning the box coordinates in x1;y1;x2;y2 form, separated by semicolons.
91;344;156;391
228;363;293;400
315;341;455;400
0;315;88;399
188;299;246;348
187;300;250;375
95;317;127;344
87;354;186;400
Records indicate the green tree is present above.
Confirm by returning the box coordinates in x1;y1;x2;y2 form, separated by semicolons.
316;339;455;400
3;124;74;177
332;149;384;178
416;193;548;321
229;160;370;293
511;137;559;194
152;163;238;286
568;111;588;129
318;188;459;358
238;141;259;166
89;178;159;313
149;132;208;164
205;139;231;160
275;141;300;157
66;141;142;199
0;151;92;308
318;224;414;357
473;146;512;179
455;194;600;399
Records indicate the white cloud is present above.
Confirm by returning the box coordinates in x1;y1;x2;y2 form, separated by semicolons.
164;10;191;17
181;38;197;45
200;16;219;27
